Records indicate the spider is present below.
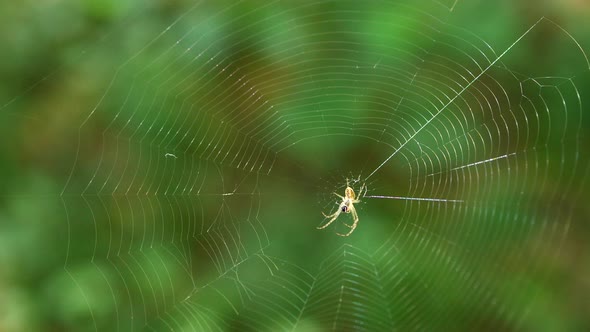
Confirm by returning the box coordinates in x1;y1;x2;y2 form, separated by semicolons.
318;180;367;236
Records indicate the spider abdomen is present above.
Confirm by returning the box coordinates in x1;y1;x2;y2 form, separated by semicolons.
345;187;355;200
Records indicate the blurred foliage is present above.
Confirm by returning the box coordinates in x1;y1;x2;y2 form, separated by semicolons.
1;0;589;331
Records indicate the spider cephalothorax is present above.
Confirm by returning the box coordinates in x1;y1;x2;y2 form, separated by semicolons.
318;179;366;236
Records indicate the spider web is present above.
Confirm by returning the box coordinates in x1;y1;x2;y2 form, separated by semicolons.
2;0;590;331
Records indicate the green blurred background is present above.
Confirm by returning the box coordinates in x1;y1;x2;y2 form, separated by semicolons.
1;0;589;331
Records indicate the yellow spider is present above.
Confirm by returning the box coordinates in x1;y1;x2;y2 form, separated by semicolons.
318;180;367;236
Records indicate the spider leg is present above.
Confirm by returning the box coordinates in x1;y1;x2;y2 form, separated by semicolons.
318;206;342;229
352;184;367;204
358;183;367;199
337;206;359;237
333;192;345;200
322;210;337;218
341;222;354;228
